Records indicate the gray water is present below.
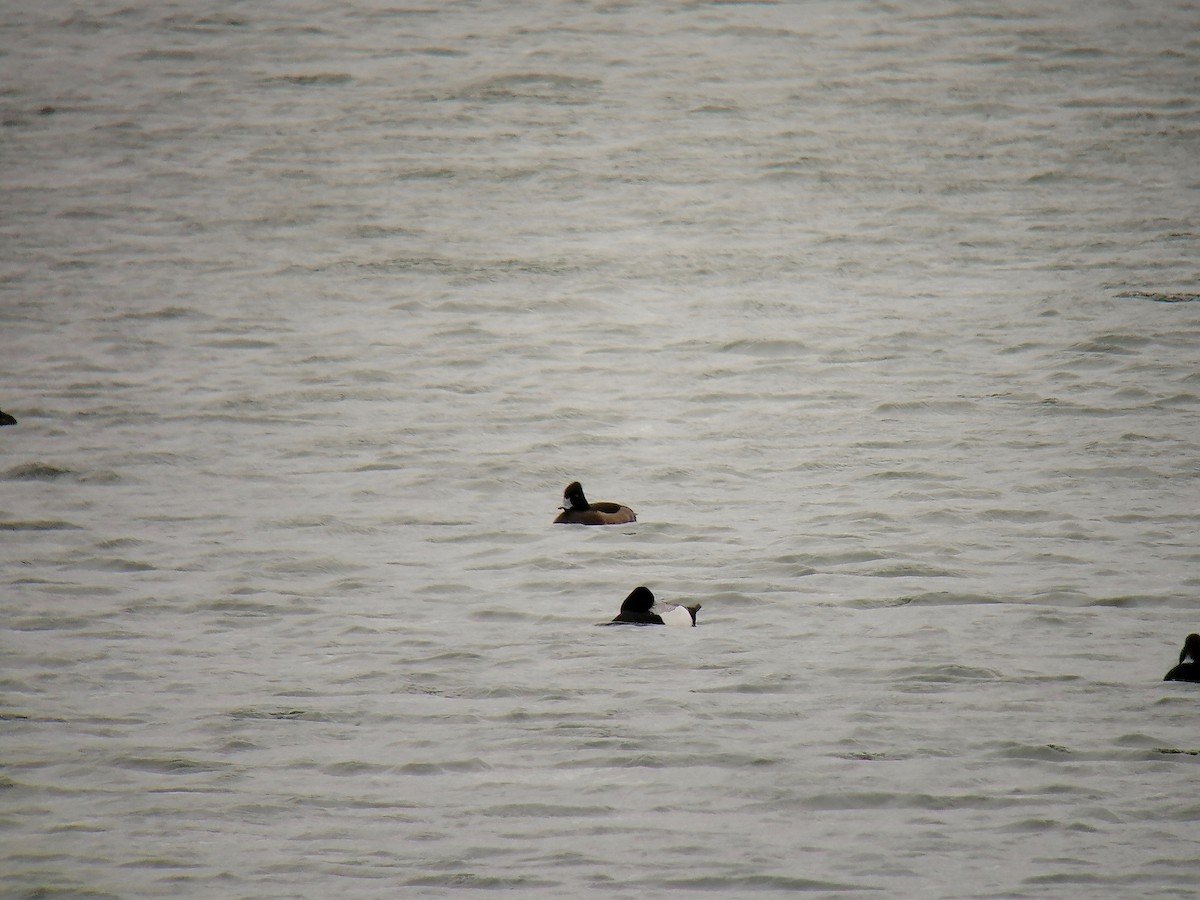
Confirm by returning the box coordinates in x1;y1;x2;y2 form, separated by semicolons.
2;1;1200;897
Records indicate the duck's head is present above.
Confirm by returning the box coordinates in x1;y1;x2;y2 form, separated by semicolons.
619;586;655;614
1181;633;1200;664
561;481;589;511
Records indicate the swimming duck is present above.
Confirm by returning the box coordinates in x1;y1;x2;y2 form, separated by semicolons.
1163;633;1200;683
553;481;636;525
605;586;700;627
0;409;15;426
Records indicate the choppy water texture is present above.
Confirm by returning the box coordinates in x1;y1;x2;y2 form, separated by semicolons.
2;1;1200;897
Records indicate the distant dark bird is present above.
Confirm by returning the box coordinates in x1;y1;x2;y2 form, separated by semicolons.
0;409;16;426
605;586;700;627
1164;633;1200;683
552;481;636;525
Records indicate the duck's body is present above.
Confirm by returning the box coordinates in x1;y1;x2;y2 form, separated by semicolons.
553;481;635;526
1164;633;1200;683
1165;662;1200;683
0;409;15;426
605;586;699;627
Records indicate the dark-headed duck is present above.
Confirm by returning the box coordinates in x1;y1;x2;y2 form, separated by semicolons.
0;409;15;426
605;586;699;627
1164;633;1200;683
553;481;636;526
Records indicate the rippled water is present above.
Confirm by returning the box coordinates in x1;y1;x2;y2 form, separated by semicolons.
3;1;1200;897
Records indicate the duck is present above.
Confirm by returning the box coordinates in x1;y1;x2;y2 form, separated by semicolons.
552;481;636;525
0;409;15;426
605;586;700;627
1164;633;1200;683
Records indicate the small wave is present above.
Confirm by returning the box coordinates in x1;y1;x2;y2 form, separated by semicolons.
719;338;808;356
846;596;915;609
1086;595;1147;608
693;679;796;695
0;519;82;531
1001;817;1070;833
2;462;75;481
457;73;599;103
1117;290;1200;303
650;875;880;892
983;742;1075;761
263;556;360;576
479;802;613;818
265;72;353;87
689;103;743;116
468;607;540;622
412;46;467;58
801;790;1010;811
865;563;965;578
107;305;201;321
201;338;277;350
894;664;1002;683
981;507;1064;523
835;750;893;761
199;597;298;616
874;400;976;413
172;14;248;31
229;707;327;722
892;595;1012;609
136;48;200;62
866;469;960;482
1068;334;1153;355
398;758;490;775
807;549;887;567
322;761;392;777
406;874;560;890
114;755;226;775
77;557;157;573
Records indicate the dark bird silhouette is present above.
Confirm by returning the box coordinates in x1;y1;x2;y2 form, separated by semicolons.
1164;633;1200;683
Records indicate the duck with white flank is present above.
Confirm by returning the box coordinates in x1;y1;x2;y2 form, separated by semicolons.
604;586;700;627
